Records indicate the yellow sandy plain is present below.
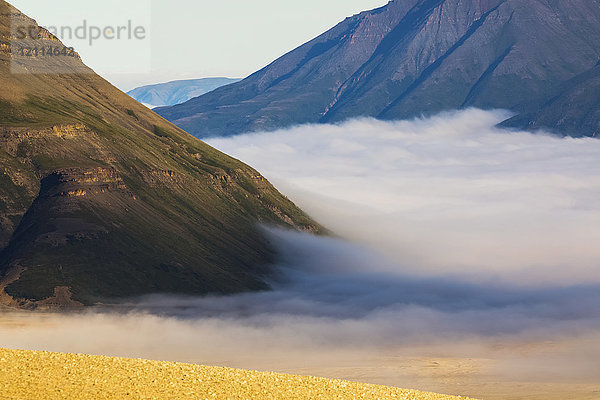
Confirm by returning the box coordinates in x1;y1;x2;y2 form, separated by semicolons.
0;348;475;400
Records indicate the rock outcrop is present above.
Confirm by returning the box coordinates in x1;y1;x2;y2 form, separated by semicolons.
0;1;324;306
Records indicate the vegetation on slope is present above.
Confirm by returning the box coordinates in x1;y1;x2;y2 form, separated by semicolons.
0;1;323;306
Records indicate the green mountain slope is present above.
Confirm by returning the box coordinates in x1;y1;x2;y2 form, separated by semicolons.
0;1;323;307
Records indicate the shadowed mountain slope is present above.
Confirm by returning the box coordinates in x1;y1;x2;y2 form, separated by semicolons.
157;0;600;138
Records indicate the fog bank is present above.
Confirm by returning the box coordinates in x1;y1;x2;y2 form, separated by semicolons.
2;110;599;399
210;109;600;285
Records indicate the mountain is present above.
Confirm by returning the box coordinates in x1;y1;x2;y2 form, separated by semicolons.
156;0;600;138
0;1;322;307
127;78;241;108
501;63;600;137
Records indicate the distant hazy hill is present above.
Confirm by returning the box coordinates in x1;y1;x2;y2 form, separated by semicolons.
0;1;322;307
157;0;600;138
127;78;241;108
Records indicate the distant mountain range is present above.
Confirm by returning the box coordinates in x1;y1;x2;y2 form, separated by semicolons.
157;0;600;138
127;78;241;108
0;1;322;307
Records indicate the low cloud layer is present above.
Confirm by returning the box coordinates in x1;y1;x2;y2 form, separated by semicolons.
2;110;599;398
2;230;599;395
209;109;600;284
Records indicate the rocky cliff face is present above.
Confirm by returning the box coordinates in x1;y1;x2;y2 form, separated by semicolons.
0;1;323;307
157;0;600;137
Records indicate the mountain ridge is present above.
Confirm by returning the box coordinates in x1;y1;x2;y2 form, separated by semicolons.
127;78;241;108
0;1;323;307
157;0;600;138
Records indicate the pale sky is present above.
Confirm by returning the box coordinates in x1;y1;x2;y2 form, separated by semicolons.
10;0;388;90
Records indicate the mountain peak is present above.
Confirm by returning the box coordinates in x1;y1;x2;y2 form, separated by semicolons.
0;1;323;307
157;0;600;138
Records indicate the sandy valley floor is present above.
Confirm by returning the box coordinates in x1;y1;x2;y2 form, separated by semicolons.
0;348;474;400
1;311;598;400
